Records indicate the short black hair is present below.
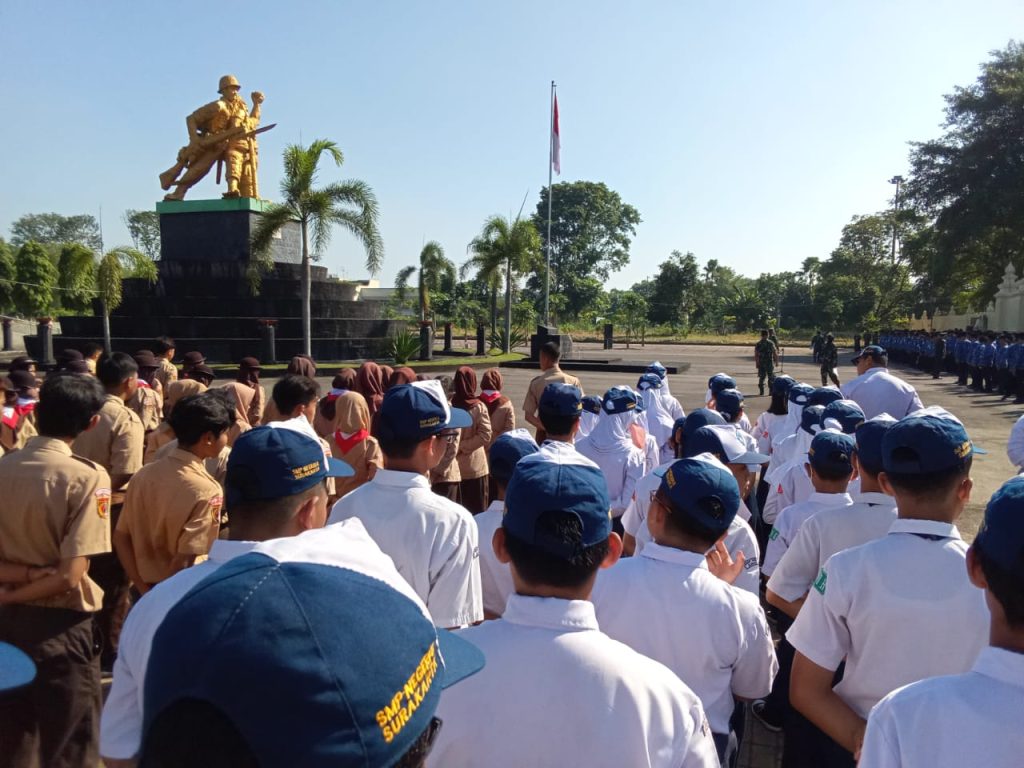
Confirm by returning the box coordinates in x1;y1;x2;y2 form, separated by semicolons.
379;433;431;460
883;457;972;501
96;352;138;388
539;409;578;437
153;336;176;354
972;540;1024;629
540;341;561;362
811;462;854;483
80;341;103;358
169;393;235;447
767;392;789;416
35;373;106;438
502;512;609;588
272;375;319;416
140;695;435;768
854;452;883;478
227;483;326;533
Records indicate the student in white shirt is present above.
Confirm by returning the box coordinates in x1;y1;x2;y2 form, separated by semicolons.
706;373;753;432
860;475;1024;768
429;453;720;767
519;383;599;469
99;425;354;766
592;455;778;767
637;373;677;463
788;413;989;765
645;360;686;421
576;386;646;521
771;382;814;454
762;430;855;579
841;345;923;420
752;376;796;549
476;429;538;619
766;415;898;619
328;380;483;628
578;395;602;438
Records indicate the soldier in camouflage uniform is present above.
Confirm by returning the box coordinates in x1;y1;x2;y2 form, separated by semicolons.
754;329;779;396
819;332;840;387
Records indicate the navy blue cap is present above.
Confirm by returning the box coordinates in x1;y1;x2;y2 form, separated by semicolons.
807;431;855;475
788;383;814;406
677;409;727;445
0;642;35;692
602;385;642;415
503;454;611;559
581;395;603;415
821;400;865;434
708;373;737;396
854;414;897;474
646;361;668;380
488;429;540;482
377;380;473;442
226;426;354;507
539;383;583;417
808;387;843;407
686;424;769;465
143;526;484;768
975;476;1024;580
658;457;741;536
882;414;976;474
852;345;887;363
637;373;663;391
771;376;795;396
800;405;826;435
715;388;745;422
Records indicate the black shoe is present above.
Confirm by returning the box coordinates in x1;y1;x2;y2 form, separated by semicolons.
751;700;783;733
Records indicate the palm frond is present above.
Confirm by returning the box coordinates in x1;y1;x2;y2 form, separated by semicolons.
394;265;417;302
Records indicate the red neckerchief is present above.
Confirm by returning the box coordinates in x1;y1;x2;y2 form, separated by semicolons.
334;428;368;454
137;380;151;389
1;409;18;429
479;391;502;404
14;402;35;417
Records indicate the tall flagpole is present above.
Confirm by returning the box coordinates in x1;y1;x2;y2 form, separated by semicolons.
544;80;555;327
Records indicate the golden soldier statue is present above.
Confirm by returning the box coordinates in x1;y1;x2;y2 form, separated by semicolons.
160;75;274;201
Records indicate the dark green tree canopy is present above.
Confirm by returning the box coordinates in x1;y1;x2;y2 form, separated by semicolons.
14;241;59;317
122;209;161;260
10;212;102;251
646;250;700;326
530;181;641;319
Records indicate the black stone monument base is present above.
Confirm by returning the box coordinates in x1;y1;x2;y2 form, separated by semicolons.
33;199;401;363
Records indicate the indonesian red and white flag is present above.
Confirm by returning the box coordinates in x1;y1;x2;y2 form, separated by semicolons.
551;93;561;175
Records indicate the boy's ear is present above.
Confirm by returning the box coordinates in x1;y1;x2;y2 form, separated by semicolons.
966;545;988;590
877;471;894;496
601;533;623;570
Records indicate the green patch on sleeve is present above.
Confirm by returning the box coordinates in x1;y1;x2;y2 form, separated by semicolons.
768;527;780;541
813;568;828;595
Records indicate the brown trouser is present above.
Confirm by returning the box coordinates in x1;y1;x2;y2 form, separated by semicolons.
432;481;462;504
92;502;130;668
459;475;489;514
0;605;101;768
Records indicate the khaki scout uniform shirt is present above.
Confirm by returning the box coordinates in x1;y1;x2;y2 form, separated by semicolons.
522;366;585;421
154;358;178;392
72;395;144;493
116;448;223;585
128;386;163;434
0;436;112;611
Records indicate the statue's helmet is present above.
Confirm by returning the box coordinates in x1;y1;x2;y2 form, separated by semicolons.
218;74;241;92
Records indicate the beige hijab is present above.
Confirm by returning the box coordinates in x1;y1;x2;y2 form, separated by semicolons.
222;382;256;446
331;391;371;436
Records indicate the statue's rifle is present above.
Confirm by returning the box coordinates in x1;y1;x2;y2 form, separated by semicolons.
160;123;277;190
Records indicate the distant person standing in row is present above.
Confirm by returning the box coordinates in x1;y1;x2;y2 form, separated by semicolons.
820;334;840;387
754;329;779;396
523;341;583;443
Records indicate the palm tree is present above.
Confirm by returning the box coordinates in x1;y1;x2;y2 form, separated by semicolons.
394;241;456;324
96;247;157;352
465;215;542;353
251;140;383;356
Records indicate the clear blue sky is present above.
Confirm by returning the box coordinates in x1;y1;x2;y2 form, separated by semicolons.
1;1;1020;289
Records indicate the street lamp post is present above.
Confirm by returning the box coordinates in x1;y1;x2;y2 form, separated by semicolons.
889;175;905;263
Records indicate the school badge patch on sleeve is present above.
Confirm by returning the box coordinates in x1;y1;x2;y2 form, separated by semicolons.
209;495;224;522
95;488;112;519
768;527;780;541
813;568;828;595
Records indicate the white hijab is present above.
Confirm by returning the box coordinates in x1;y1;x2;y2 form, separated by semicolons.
640;387;675;450
584;410;636;453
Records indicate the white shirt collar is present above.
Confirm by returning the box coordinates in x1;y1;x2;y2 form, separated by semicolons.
808;491;853;506
640;542;709;570
207;539;259;564
852;491;896;507
484;499;504;515
501;594;599;632
371;468;431;489
973;646;1024;689
888;518;961;540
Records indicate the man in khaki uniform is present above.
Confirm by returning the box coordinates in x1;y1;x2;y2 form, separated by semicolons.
114;392;232;594
72;352;144;667
0;373;112;768
153;336;178;392
523;340;585;443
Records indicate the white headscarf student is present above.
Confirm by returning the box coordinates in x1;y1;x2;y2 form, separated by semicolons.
1008;415;1024;474
645;361;685;421
771;382;814;453
578;395;602;439
575;386;647;519
765;405;825;486
638;373;677;463
627;388;661;474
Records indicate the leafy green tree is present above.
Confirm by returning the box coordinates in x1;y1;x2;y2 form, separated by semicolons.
647;250;700;327
0;239;15;314
530;181;641;319
466;215;542;352
122;209;161;260
14;241;58;317
907;42;1024;308
96;247;157;352
611;291;648;348
10;213;102;251
394;241;456;324
252;140;383;356
57;244;97;314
